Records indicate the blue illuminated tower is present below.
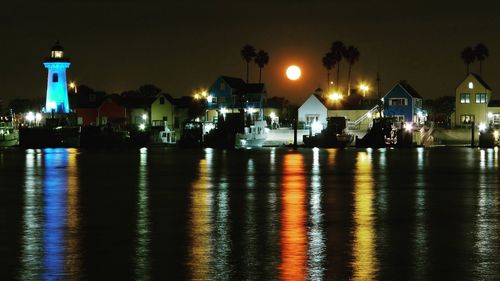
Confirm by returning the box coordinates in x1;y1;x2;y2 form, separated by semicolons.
44;42;71;113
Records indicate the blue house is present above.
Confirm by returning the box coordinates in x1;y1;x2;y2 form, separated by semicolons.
206;76;266;120
382;81;424;123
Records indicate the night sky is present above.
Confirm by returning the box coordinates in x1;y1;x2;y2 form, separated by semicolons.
2;0;500;104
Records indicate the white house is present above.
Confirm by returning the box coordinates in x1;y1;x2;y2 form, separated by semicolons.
298;89;328;129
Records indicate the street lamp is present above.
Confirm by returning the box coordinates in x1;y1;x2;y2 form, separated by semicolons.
359;83;370;97
69;81;77;93
328;92;343;102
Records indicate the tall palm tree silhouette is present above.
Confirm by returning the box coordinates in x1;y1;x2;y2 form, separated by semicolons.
344;45;360;96
322;52;336;90
461;47;475;75
254;50;269;83
474;43;489;75
241;45;256;83
331;41;346;88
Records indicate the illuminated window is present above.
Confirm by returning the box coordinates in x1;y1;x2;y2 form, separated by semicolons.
388;98;407;106
52;73;59;83
468;82;474;89
475;93;487;104
460;93;470;104
51;51;63;58
212;97;217;104
460;115;474;124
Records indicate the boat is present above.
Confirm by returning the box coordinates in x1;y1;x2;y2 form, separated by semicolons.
235;120;268;148
0;121;19;147
355;117;413;148
303;117;354;148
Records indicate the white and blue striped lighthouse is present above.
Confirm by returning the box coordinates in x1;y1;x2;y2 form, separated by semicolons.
44;41;71;113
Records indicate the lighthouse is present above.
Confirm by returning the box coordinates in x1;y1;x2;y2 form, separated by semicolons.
44;41;71;113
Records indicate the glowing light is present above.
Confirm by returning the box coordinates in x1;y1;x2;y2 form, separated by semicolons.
220;107;227;115
311;120;323;134
139;124;146;131
359;83;370;96
247;107;255;114
270;112;276;119
417;111;424;118
494;130;499;141
469;82;474;89
26;112;35;122
142;114;148;121
488;112;493;119
404;122;413;132
478;123;487;132
286;65;301;81
367;112;372;118
328;92;343;101
201;90;208;97
206;95;213;103
194;93;200;100
35;113;42;122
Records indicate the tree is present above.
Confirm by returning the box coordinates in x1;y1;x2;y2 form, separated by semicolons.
343;45;360;96
254;50;269;83
474;43;489;75
322;52;336;90
138;84;162;98
241;45;256;83
461;47;475;75
330;41;346;88
8;99;33;113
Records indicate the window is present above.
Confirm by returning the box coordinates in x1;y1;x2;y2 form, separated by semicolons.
394;115;405;122
460;93;470;104
52;73;59;83
212;97;218;104
475;93;487;104
159;97;165;105
389;98;407;106
460;115;474;124
305;114;319;124
162;116;168;121
468;82;474;89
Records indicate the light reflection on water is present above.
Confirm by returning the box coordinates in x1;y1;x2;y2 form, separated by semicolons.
352;151;377;280
4;147;500;280
280;153;307;281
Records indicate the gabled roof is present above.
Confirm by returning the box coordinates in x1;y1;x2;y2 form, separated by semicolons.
395;81;422;99
314;90;377;110
154;93;175;104
469;73;492;91
219;76;266;94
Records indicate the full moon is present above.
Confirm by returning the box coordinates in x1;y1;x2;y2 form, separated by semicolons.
286;65;301;80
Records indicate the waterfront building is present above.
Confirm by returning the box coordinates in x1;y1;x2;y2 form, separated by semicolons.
298;88;378;132
150;93;175;128
73;89;105;126
97;94;127;128
453;73;493;127
382;81;424;124
43;42;71;113
206;76;267;121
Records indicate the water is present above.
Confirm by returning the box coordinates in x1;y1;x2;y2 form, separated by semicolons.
0;147;499;280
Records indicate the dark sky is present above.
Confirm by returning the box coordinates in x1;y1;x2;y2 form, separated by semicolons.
2;0;500;104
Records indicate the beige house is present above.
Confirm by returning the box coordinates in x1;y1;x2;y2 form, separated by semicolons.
151;94;175;128
454;73;492;127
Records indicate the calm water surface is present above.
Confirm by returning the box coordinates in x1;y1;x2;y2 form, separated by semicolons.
0;147;499;280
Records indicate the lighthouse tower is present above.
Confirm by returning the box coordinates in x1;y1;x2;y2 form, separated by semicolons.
44;41;71;113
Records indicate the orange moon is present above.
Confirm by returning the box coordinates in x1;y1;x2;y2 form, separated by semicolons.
286;65;301;80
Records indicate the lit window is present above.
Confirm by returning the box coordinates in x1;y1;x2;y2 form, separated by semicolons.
389;98;407;106
460;115;474;124
51;51;63;58
460;93;470;104
475;93;487;104
468;82;474;89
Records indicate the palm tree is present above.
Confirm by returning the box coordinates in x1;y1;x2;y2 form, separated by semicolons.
461;47;476;75
474;43;489;75
241;45;256;83
331;41;346;88
254;50;269;83
322;52;336;90
344;45;360;96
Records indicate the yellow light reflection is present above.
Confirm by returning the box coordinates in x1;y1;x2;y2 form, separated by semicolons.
66;148;81;279
135;147;151;279
352;151;377;280
189;149;213;280
280;154;307;281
